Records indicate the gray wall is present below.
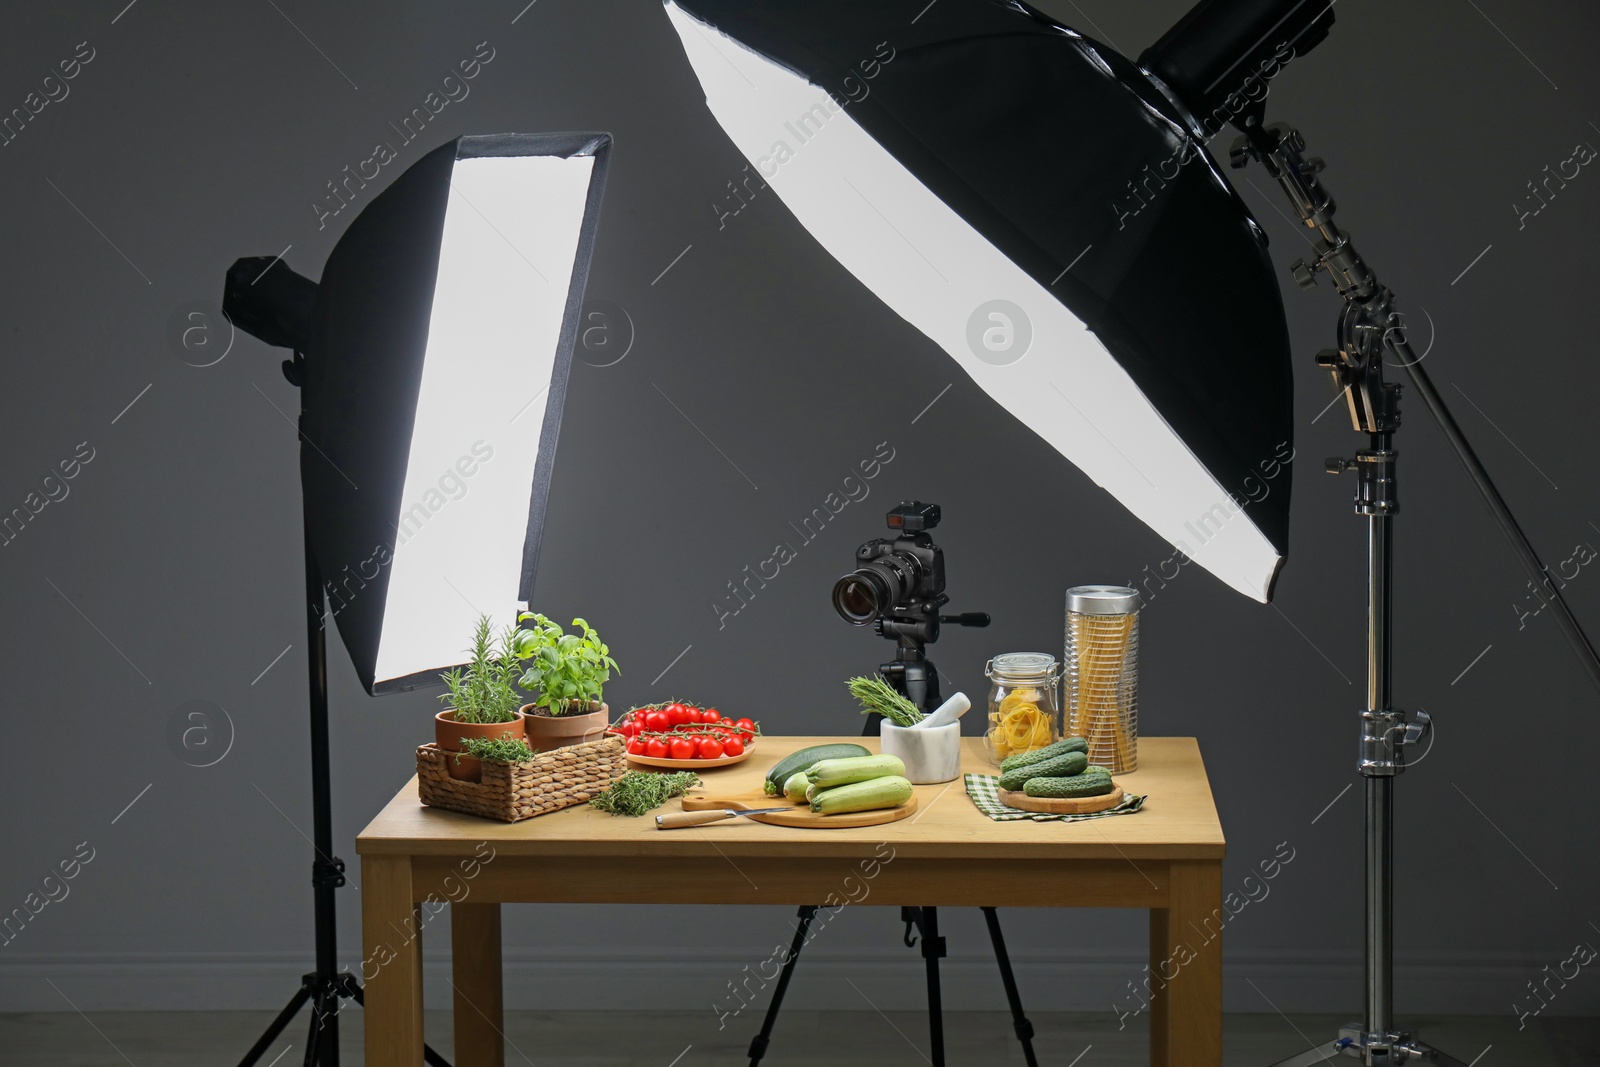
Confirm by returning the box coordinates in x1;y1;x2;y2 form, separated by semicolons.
2;0;1597;1025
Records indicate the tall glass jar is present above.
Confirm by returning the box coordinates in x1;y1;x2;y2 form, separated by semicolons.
1065;585;1140;773
983;652;1061;767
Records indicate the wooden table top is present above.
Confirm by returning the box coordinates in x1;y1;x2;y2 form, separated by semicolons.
356;735;1225;861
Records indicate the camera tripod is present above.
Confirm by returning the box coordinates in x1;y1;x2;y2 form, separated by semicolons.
741;608;1041;1067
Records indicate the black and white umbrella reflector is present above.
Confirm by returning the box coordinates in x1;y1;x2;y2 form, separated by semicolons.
664;0;1293;602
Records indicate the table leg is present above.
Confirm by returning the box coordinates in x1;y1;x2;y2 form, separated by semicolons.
1149;860;1223;1067
451;902;505;1067
362;855;425;1067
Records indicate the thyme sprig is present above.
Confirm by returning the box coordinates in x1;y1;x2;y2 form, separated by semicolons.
589;770;702;817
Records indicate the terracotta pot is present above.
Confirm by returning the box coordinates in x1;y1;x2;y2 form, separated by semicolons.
520;701;610;753
435;710;525;782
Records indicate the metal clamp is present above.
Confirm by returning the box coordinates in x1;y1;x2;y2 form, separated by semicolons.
1328;449;1399;516
1358;708;1431;778
312;856;347;889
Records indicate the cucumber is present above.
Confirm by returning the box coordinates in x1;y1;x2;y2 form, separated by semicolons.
1023;768;1114;798
999;737;1087;774
999;750;1088;792
806;754;906;789
810;775;914;815
783;772;810;802
763;743;871;796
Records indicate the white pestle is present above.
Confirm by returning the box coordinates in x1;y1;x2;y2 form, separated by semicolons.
913;692;970;730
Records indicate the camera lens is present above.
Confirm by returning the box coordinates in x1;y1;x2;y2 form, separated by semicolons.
831;553;922;625
832;572;888;624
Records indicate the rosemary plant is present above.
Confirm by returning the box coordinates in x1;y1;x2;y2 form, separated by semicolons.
438;614;523;724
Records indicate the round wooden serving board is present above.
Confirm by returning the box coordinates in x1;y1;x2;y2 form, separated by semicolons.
682;789;917;828
996;784;1125;814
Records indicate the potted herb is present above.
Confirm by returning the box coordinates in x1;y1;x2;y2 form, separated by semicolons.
435;614;526;781
514;612;619;752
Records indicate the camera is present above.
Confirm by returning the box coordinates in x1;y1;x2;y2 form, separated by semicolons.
831;501;988;715
831;502;946;626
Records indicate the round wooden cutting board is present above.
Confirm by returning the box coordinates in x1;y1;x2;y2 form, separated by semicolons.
681;789;917;828
996;784;1125;814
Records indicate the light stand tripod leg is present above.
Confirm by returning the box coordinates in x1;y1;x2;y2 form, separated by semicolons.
237;983;312;1067
346;984;452;1067
304;1008;327;1067
981;908;1038;1067
746;905;818;1067
1267;1043;1345;1066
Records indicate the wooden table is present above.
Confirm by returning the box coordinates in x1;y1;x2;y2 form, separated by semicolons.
356;735;1225;1066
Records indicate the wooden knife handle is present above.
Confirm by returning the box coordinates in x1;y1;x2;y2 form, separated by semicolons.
656;809;736;829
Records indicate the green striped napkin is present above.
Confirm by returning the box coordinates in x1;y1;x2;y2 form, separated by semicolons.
964;773;1145;822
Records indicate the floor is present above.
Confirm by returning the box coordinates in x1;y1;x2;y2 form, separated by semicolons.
1;1009;1593;1065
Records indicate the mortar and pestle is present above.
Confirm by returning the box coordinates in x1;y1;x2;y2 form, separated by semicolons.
879;693;971;784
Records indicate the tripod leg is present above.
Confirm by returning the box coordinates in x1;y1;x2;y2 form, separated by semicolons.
747;905;818;1067
1264;1042;1343;1067
917;907;946;1067
981;908;1038;1067
236;983;312;1067
345;983;454;1067
303;1002;325;1067
1396;1038;1471;1066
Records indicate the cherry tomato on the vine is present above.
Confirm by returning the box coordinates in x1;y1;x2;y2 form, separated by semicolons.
669;737;697;760
721;737;745;757
697;737;725;760
644;711;670;733
645;738;670;759
626;737;647;755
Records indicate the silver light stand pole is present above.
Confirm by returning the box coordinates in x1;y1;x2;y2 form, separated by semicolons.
1233;119;1600;1065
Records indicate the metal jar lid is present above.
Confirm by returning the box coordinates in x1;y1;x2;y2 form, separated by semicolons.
1066;585;1141;615
985;652;1059;681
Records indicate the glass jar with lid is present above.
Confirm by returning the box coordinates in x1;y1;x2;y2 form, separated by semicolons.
982;652;1061;767
1064;584;1141;773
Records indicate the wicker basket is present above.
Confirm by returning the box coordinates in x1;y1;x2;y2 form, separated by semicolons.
416;734;627;822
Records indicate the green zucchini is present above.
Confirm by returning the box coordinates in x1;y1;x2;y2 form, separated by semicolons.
999;737;1088;774
999;749;1088;792
810;775;914;815
783;772;810;802
1023;767;1114;798
806;754;906;789
762;743;872;796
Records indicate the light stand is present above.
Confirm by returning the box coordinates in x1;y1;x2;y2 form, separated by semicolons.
1234;118;1600;1065
224;292;453;1067
1136;4;1600;1056
219;130;610;1067
234;481;364;1067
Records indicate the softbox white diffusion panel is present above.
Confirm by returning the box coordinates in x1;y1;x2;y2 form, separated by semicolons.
301;132;610;693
